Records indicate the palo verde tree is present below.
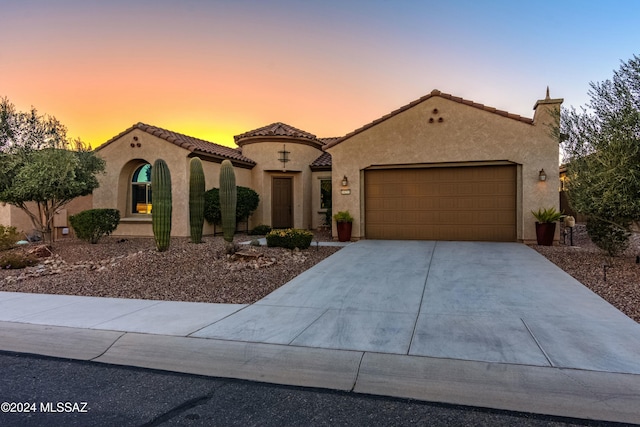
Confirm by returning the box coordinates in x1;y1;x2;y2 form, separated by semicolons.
559;54;640;250
0;97;105;244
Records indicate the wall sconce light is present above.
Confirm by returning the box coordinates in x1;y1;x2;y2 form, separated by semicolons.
278;144;290;171
341;175;349;186
538;169;547;181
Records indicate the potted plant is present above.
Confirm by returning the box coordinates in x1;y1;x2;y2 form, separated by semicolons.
532;207;564;246
333;210;354;242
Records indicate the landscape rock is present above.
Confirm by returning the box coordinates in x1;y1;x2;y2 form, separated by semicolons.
0;234;340;304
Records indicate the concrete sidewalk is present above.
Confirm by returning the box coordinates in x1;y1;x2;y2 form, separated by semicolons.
1;241;640;424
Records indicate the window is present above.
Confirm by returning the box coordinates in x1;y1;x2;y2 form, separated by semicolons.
320;179;332;209
132;163;152;214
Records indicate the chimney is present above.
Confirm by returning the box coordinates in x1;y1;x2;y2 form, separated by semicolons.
533;86;563;126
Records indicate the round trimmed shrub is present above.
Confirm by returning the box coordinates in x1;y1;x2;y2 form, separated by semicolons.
69;209;120;244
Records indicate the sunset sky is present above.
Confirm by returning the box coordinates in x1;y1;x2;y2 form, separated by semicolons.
1;1;639;148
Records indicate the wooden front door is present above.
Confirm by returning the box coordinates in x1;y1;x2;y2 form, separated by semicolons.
272;177;293;228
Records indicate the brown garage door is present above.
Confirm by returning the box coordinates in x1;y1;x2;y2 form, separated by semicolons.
365;165;516;241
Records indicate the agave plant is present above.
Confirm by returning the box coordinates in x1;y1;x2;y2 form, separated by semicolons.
531;207;564;223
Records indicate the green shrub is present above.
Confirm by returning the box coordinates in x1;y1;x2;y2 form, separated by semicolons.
249;224;272;235
69;209;120;244
333;210;354;223
0;252;37;269
237;186;260;222
586;218;631;257
204;186;260;225
0;225;21;251
204;188;221;225
266;228;314;249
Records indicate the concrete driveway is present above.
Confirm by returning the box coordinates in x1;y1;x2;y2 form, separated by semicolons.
193;240;640;373
2;240;640;423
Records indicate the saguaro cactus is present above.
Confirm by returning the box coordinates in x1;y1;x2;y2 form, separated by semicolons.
189;157;205;244
219;160;237;248
151;159;172;251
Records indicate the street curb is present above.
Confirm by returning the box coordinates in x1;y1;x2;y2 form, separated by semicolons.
1;321;639;424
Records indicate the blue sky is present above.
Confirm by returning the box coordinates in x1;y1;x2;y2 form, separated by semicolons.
1;0;638;146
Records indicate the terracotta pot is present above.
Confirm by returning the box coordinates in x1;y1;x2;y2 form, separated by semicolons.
336;221;352;242
535;222;556;246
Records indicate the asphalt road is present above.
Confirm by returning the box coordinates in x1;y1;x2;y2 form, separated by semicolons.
0;351;627;427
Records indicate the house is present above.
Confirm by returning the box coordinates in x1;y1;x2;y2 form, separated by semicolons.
324;89;563;242
2;89;562;243
91;122;334;237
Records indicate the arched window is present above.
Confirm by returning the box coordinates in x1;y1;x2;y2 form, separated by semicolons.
132;163;152;214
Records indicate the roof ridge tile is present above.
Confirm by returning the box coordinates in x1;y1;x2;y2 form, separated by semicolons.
97;123;255;165
234;122;319;142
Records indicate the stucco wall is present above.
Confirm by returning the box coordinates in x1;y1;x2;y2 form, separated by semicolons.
0;196;92;240
0;204;12;229
0;204;34;237
94;129;252;237
326;95;561;242
241;140;324;230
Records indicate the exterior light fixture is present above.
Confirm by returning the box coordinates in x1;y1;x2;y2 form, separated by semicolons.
341;175;349;186
538;169;547;181
278;144;290;171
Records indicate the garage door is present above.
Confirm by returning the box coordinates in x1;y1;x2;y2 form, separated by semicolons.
365;165;516;241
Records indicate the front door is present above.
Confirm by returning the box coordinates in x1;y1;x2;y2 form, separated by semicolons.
272;177;292;228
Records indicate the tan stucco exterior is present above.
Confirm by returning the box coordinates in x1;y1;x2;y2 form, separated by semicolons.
93;128;252;237
0;196;92;240
325;91;562;243
240;140;324;230
2;90;561;243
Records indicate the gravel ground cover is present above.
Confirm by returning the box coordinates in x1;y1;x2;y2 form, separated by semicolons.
1;225;638;323
0;230;340;304
531;223;640;323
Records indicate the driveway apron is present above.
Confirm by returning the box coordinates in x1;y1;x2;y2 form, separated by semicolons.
193;240;640;374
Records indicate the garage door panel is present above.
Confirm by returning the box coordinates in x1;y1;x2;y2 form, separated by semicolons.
365;165;516;241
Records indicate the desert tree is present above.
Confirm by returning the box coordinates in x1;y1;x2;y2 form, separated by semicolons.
558;54;640;253
0;97;105;243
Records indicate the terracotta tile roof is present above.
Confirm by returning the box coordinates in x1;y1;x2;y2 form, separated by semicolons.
318;137;341;146
323;89;535;150
97;123;255;166
310;152;332;170
234;122;322;146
